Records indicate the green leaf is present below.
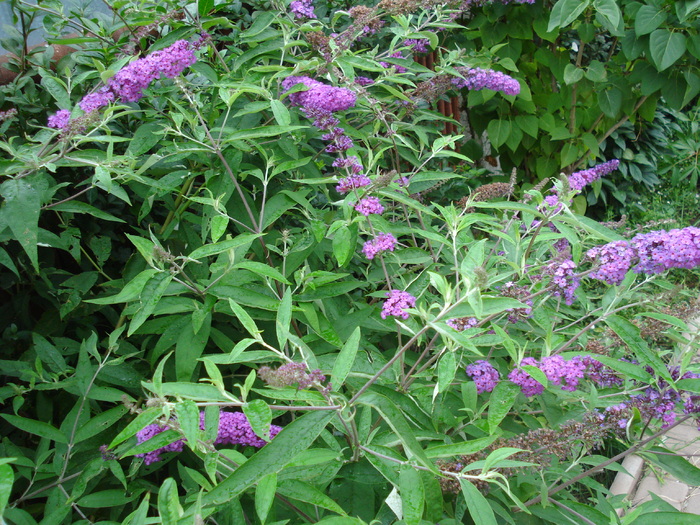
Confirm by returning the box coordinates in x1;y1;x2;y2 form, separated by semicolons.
176;312;211;381
332;223;357;267
331;327;361;389
400;466;424;525
594;0;621;29
177;399;201;449
564;64;584;85
235;260;291;284
198;0;214;15
548;0;590;31
52;201;126;222
109;407;161;448
598;88;622;117
243;399;273;441
255;473;277;523
460;479;497;525
487;381;519;434
228;298;262;339
643;446;700;485
158;478;183;525
228;125;306;141
276;288;292;350
649;29;687;71
630;512;700;525
74;406;128;444
125;234;156;265
358;392;437;473
425;435;501;458
86;269;157;305
128;272;174;336
270;99;291;126
605;315;672;382
1;414;67;443
41;75;70;108
201;410;334;507
0;178;41;271
437;351;457;394
487;119;512;150
188;233;261;259
126;122;163;156
635;5;667;36
278;479;347;515
0;463;13;517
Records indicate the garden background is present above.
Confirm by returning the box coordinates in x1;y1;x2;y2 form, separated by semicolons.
2;0;700;523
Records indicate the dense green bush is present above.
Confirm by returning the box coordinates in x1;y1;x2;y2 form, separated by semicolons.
2;1;700;524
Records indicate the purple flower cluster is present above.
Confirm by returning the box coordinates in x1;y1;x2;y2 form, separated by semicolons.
355;76;374;86
362;232;398;259
380;52;407;74
323;127;354;152
509;355;586;397
355;196;384;216
452;68;520;96
290;0;315;18
136;410;282;465
543;258;579;305
258;362;326;389
48;40;197;130
587;226;700;284
381;289;416;320
499;281;533;323
337;174;371;194
581;356;623;388
404;38;429;53
465;360;500;393
568;160;620;192
47;109;71;130
282;76;356;115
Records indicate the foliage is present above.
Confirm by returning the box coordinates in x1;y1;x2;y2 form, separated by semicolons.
1;0;700;524
459;0;700;211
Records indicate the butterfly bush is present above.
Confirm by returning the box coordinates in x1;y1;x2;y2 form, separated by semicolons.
381;290;417;320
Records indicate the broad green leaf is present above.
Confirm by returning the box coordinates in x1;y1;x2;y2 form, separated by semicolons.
1;414;67;443
0;247;19;277
548;0;590;31
158;478;183;525
635;5;667;36
228;298;262;339
255;472;277;523
649;29;687;71
597;87;622;117
124;429;181;458
563;64;584;85
460;479;497;525
277;479;347;515
437;351;457;394
243;399;273;441
0;178;41;271
198;0;214;15
400;466;424;525
74;406;128;444
126;122;164;156
128;272;174;336
487;119;511;150
0;463;13;517
177;399;201;449
331;327;361;389
235;260;290;284
201;410;334;507
487;381;519;434
228;125;306;141
52;201;125;222
125;234;156;266
41;75;70;107
332;222;357;267
594;0;620;28
631;512;700;525
270;99;291;126
126;493;151;525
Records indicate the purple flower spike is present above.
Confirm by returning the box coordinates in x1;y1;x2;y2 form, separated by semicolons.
466;360;500;393
508;357;545;397
362;232;397;259
452;67;520;96
47;109;71;130
381;289;416;320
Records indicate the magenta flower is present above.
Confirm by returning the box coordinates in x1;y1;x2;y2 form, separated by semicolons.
354;196;384;216
362;232;397;259
47;109;71;130
466;360;500;393
508;357;545;397
381;289;416;320
79;88;115;113
452;67;520;96
290;0;316;19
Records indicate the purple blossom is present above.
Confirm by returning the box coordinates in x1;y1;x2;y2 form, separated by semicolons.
381;289;416;320
362;232;398;259
282;77;356;114
136;410;282;465
355;76;374;86
290;0;315;18
47;109;71;130
79;88;115;113
404;38;430;53
508;357;545;397
322;127;354;152
587;240;635;285
465;360;500;393
108;40;196;102
581;356;623;388
380;52;407;74
544;259;579;305
568;160;620;192
452;67;520;96
333;156;363;174
354;196;384;216
337;174;372;194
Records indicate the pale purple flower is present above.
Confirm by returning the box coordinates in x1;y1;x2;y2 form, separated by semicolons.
282;77;356;114
380;52;407;74
47;109;71;130
404;38;430;53
381;289;416;320
337;174;371;194
362;232;397;259
79;88;115;112
466;360;500;393
333;156;363;174
452;67;520;96
447;317;479;331
508;357;545;397
568;160;620;192
290;0;315;18
354;196;384;216
355;76;374;86
544;258;579;305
